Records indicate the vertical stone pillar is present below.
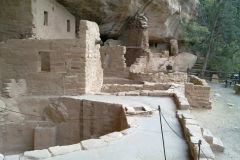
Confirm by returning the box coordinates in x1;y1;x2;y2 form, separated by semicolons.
78;20;103;93
120;14;149;66
170;39;179;56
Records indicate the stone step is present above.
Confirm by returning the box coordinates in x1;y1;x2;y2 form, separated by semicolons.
211;137;224;152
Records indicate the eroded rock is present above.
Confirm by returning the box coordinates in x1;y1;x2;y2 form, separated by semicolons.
44;102;68;123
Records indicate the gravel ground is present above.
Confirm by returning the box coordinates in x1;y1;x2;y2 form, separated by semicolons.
191;82;240;160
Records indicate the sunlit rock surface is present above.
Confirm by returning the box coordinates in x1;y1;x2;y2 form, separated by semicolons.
57;0;198;40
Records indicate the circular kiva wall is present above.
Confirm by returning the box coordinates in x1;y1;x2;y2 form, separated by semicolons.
0;97;129;154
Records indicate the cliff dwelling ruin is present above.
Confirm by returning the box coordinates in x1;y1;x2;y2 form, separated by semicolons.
0;0;229;160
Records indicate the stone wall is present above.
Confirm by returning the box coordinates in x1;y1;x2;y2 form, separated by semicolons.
129;72;187;83
100;44;127;78
0;39;85;95
0;0;33;41
0;20;103;95
31;0;76;39
130;53;174;73
79;20;103;93
185;76;211;109
0;0;75;42
119;14;149;66
0;97;128;154
1;79;27;98
102;83;171;93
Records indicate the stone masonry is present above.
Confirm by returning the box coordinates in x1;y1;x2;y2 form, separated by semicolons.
79;20;103;93
100;42;127;78
185;76;211;109
0;20;103;96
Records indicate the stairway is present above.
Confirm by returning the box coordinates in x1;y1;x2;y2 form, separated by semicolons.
189;57;205;77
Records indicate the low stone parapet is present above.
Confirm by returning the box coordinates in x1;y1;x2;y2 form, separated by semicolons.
177;109;224;160
129;72;187;83
185;76;211;109
102;83;171;93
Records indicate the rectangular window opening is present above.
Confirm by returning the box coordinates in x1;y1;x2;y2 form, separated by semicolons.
67;20;70;32
39;52;50;72
44;11;48;26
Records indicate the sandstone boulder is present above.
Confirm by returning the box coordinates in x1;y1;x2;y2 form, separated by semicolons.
173;52;197;72
44;102;68;123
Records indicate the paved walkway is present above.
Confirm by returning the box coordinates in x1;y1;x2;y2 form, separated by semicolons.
49;95;190;160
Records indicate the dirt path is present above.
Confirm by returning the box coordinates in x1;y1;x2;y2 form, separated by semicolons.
191;83;240;160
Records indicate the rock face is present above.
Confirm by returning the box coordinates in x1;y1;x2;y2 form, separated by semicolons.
57;0;198;40
173;52;197;72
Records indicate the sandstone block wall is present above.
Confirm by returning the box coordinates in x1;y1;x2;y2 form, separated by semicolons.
0;97;128;154
0;39;85;95
0;0;75;41
1;79;27;98
100;45;127;78
119;16;149;66
0;20;103;95
0;0;33;41
79;20;103;93
129;72;187;83
102;83;171;93
32;0;76;39
34;126;57;150
185;76;211;109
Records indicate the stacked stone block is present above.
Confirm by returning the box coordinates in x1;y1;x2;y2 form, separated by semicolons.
100;45;127;78
185;76;211;109
79;20;103;94
129;71;187;83
102;83;171;93
0;20;103;96
0;97;129;154
177;110;215;160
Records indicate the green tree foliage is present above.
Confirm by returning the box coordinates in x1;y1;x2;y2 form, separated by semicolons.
181;0;240;72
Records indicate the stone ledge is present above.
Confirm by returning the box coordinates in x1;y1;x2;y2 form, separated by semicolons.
4;155;20;160
48;143;82;156
81;139;108;150
24;149;51;159
100;132;123;143
211;137;224;152
177;109;216;160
